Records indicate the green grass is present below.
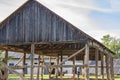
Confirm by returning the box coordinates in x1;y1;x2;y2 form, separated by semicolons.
8;74;69;79
114;75;120;80
8;74;120;80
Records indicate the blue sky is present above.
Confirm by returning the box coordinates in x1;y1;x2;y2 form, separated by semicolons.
0;0;120;41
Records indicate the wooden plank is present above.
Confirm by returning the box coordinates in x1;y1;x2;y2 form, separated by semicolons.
0;0;90;44
110;57;114;80
82;60;85;77
73;57;76;80
49;56;51;79
0;47;25;53
60;51;63;79
4;50;8;80
4;50;8;64
22;53;26;77
15;55;24;66
89;41;114;57
37;54;40;80
95;49;98;80
59;47;85;65
41;55;44;79
84;43;89;80
105;55;110;80
101;52;104;80
11;65;108;69
30;44;35;80
0;61;25;80
56;55;59;79
108;56;111;80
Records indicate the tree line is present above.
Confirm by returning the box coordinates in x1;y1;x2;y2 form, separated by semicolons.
101;34;120;58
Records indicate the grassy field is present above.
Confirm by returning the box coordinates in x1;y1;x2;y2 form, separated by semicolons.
114;75;120;80
8;74;120;80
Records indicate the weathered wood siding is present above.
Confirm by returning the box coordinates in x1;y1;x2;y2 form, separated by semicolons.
0;1;89;45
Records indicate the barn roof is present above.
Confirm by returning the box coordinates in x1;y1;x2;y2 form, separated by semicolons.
0;0;114;55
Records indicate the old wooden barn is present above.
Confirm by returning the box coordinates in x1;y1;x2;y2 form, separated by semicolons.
0;0;114;80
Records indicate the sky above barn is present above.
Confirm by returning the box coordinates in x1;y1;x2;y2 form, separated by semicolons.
0;0;120;42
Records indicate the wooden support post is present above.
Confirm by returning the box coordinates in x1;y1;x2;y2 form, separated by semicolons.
105;55;110;80
108;56;111;80
110;57;114;80
30;44;35;80
95;49;98;80
4;50;8;80
49;56;51;79
82;60;84;78
60;51;63;79
22;53;26;77
101;53;104;80
84;43;89;80
73;57;76;80
4;50;8;64
41;55;44;80
56;55;59;79
37;54;40;80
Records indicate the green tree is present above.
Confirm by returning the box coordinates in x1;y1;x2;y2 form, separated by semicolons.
0;50;4;61
0;50;12;63
101;35;112;48
101;35;120;58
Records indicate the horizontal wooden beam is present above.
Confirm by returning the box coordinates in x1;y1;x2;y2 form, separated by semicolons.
0;46;25;53
0;41;86;45
89;41;114;57
11;65;109;69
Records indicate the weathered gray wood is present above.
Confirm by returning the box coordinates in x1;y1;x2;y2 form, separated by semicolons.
89;41;114;57
0;1;115;80
82;60;85;77
41;55;44;79
59;47;85;65
56;55;59;79
30;44;35;80
108;56;111;80
105;55;110;80
95;49;98;80
0;62;25;80
4;50;8;80
22;53;26;77
73;57;76;80
37;54;40;80
11;65;107;69
84;43;89;80
0;0;88;45
49;56;51;79
60;51;63;79
110;57;114;80
15;55;24;66
4;50;8;64
101;53;104;80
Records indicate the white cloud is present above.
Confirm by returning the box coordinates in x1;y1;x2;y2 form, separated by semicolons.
110;0;120;11
0;0;27;21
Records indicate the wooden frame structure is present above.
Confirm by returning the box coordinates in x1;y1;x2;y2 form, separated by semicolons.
0;0;114;80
